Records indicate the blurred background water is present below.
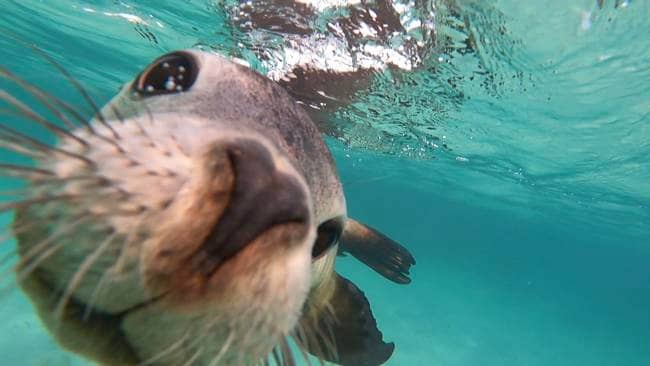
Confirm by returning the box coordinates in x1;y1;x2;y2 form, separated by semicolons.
0;0;649;365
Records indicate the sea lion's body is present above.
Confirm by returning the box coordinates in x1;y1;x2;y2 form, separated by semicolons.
4;48;414;365
224;0;436;131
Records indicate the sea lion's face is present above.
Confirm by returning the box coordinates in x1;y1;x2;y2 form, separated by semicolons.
13;51;345;365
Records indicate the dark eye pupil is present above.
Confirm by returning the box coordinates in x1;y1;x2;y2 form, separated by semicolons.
133;51;198;96
312;218;343;260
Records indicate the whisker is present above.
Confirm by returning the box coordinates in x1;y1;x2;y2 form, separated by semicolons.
207;331;235;366
272;347;283;366
0;124;96;167
279;337;296;366
293;325;319;366
0;137;46;159
138;98;186;159
25;45;121;141
238;308;263;347
53;230;118;320
175;317;220;366
11;216;92;286
0;92;87;148
131;114;159;151
83;212;149;319
318;304;339;361
0;248;17;272
0;66;92;132
144;103;155;127
0;76;88;147
137;331;191;366
109;105;126;124
0;193;81;214
0;220;39;272
0;127;53;156
4;217;29;235
0;163;55;179
82;264;111;320
0;175;116;203
180;346;204;366
292;334;313;366
30;174;114;189
7;193;129;284
0;188;31;197
15;240;66;285
0;79;126;154
299;319;327;363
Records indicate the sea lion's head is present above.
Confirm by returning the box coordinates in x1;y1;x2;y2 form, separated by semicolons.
10;50;347;365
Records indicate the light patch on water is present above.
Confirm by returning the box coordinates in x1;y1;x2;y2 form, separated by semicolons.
80;7;147;25
294;0;362;12
102;12;147;25
580;11;593;30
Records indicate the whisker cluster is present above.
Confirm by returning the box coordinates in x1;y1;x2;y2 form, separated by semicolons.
0;43;135;323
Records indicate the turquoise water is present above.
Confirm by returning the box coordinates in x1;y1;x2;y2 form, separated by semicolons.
1;0;649;365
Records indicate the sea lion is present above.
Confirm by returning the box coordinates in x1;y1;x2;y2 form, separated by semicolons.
1;49;415;365
223;0;437;129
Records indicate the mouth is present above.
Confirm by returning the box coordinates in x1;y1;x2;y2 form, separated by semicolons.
191;139;311;276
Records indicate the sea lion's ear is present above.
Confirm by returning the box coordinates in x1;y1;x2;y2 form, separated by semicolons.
298;273;394;366
338;219;415;284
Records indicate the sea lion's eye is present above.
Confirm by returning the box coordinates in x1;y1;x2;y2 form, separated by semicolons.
312;218;344;260
132;51;198;96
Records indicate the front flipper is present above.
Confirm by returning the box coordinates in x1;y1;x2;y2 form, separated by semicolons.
339;219;415;284
298;273;394;366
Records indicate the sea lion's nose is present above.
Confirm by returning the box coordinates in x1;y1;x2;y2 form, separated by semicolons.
196;139;311;275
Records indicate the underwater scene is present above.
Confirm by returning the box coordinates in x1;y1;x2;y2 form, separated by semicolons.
0;0;649;365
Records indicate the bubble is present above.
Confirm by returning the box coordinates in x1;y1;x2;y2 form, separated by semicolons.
162;62;170;68
146;85;154;92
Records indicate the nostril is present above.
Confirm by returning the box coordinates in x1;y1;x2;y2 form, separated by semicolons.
195;139;310;275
